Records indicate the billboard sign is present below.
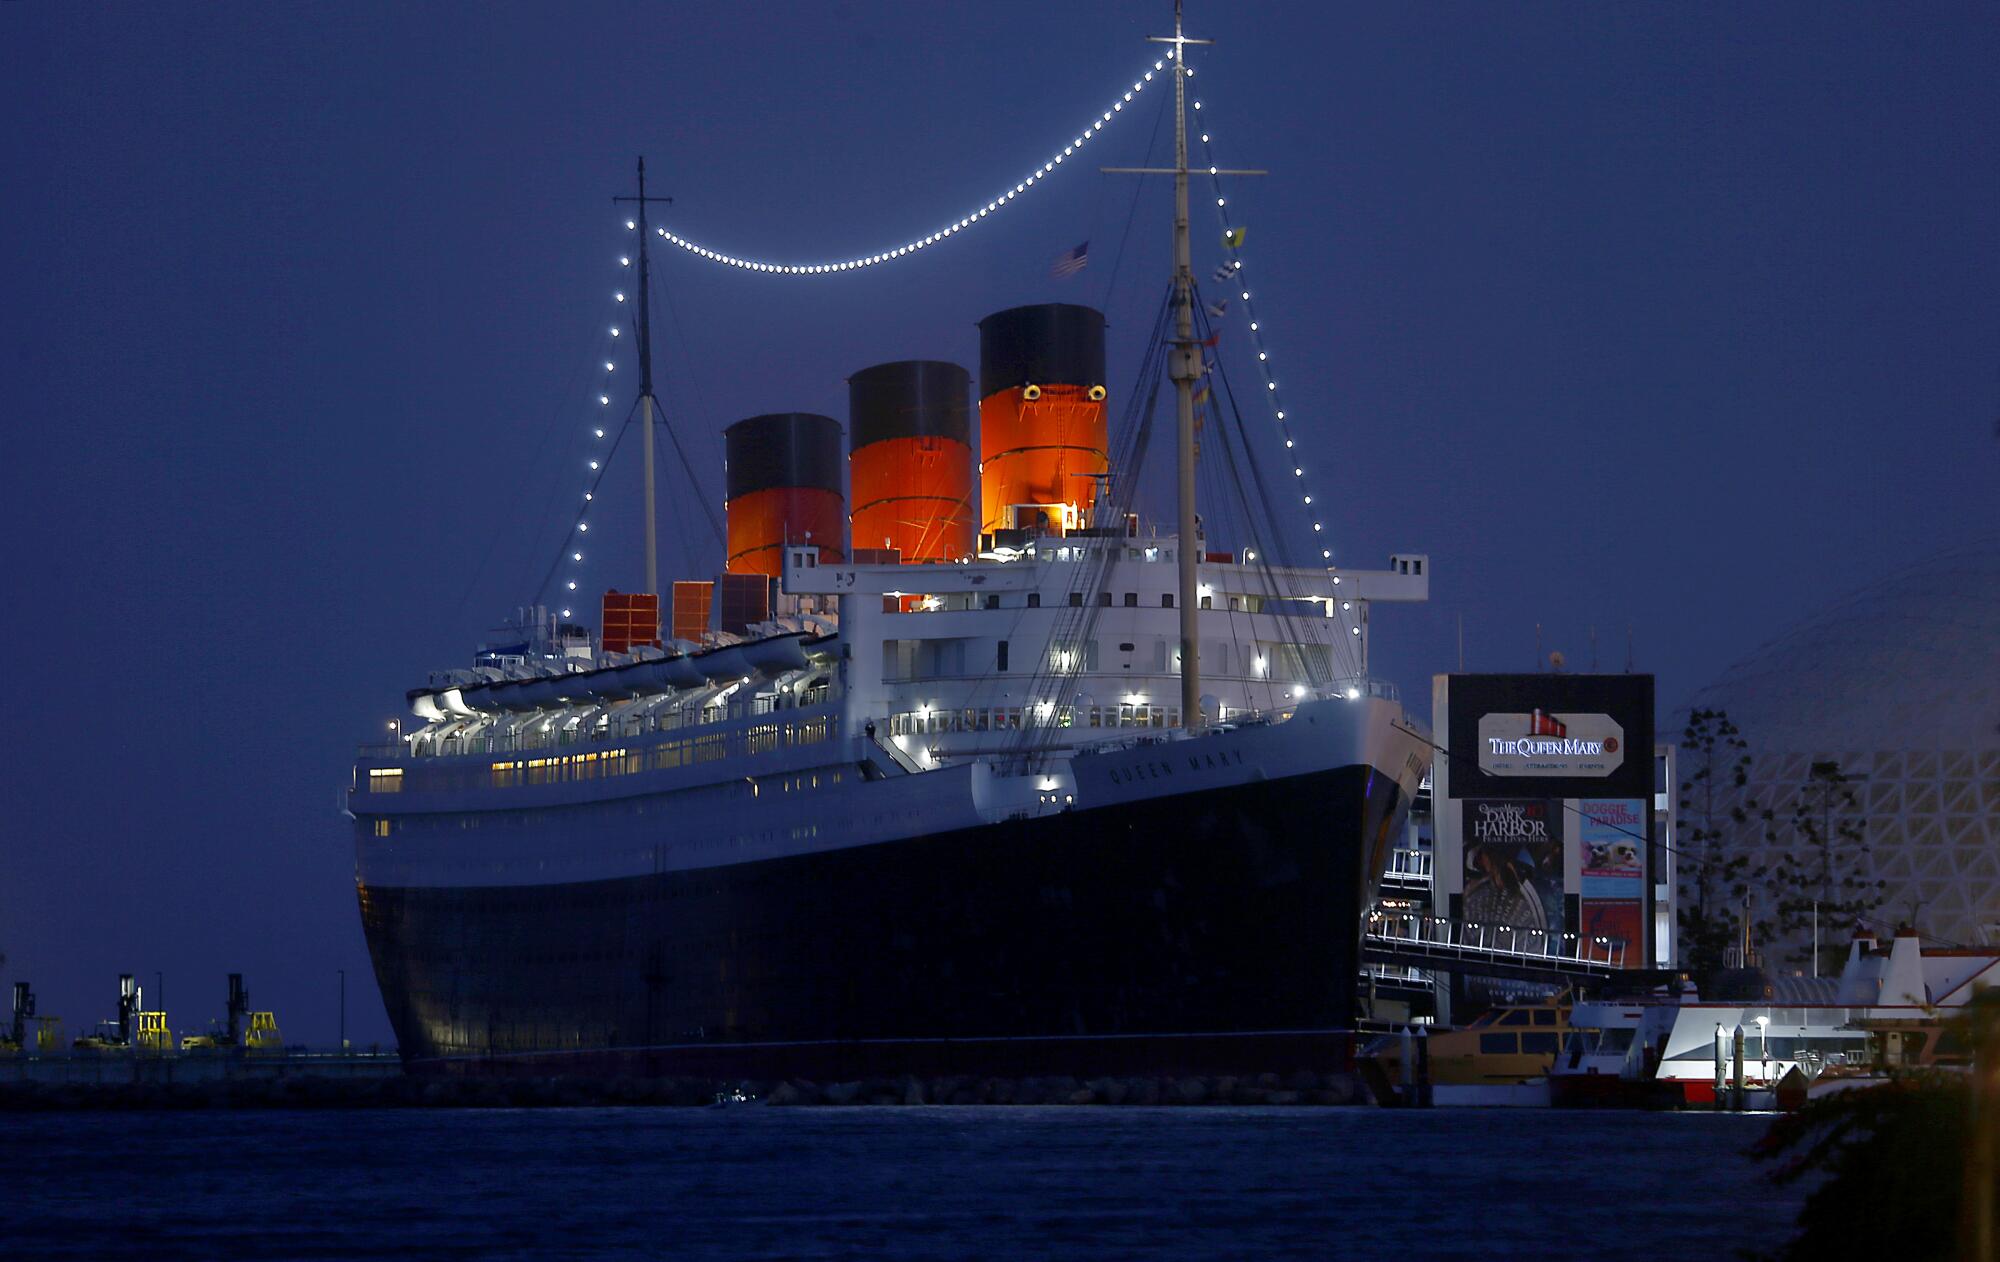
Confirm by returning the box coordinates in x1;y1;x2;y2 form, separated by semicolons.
1579;798;1647;967
1446;674;1654;799
1476;710;1626;779
1461;799;1564;934
1579;799;1646;896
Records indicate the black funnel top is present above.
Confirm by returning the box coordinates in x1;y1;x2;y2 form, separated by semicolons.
848;361;972;450
724;413;844;499
978;303;1106;397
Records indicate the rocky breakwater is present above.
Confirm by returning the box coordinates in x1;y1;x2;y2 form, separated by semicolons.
0;1070;1362;1111
765;1071;1361;1107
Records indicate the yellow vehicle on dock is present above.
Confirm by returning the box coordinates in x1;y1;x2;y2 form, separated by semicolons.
179;975;283;1054
244;1012;284;1053
133;1011;174;1053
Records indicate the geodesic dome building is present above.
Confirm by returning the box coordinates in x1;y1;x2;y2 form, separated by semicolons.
1677;543;2000;951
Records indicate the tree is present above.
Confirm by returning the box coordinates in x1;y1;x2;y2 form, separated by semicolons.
1677;708;1759;988
1752;991;2000;1262
1759;759;1886;975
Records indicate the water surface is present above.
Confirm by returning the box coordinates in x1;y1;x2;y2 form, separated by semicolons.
4;1107;1796;1259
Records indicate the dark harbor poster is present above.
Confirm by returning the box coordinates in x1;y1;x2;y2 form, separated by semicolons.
1461;799;1563;934
1458;798;1567;1007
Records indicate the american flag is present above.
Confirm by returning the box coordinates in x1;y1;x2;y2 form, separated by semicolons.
1049;241;1089;278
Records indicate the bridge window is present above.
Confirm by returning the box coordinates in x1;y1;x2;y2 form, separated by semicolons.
996;640;1009;672
1099;592;1112;607
1027;593;1040;608
1068;592;1083;607
1479;1033;1517;1055
1521;1032;1560;1055
1161;593;1173;608
1124;592;1137;607
984;594;1000;610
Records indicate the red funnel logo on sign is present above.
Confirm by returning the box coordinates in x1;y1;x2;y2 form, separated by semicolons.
1527;709;1567;738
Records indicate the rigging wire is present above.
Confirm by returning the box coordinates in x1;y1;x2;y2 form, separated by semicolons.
1191;93;1336;566
647;281;726;552
952;283;1176;762
1193;284;1359;684
532;394;640;614
453;308;612;625
1006;283;1177;765
1096;84;1171;312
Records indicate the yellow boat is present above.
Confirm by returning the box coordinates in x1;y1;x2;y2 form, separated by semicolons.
1366;998;1571;1105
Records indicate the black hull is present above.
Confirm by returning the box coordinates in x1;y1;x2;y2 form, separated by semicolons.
360;763;1405;1078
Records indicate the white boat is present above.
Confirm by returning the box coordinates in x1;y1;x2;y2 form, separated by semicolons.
1553;928;1997;1108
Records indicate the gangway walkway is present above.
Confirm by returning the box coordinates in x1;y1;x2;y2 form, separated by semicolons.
1361;908;1667;988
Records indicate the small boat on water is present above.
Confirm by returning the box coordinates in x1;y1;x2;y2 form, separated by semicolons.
1553;926;1996;1109
1363;997;1571;1107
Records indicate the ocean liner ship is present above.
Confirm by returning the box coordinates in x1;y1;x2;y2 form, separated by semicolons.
348;14;1434;1077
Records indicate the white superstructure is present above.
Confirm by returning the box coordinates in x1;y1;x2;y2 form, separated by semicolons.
357;534;1433;890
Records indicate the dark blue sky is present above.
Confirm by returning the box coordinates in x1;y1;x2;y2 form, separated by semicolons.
3;3;1995;1045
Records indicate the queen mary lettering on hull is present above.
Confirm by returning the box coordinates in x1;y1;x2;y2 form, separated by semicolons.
347;11;1434;1078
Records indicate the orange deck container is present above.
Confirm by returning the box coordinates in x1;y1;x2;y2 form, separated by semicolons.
600;590;660;655
718;572;771;636
669;580;713;644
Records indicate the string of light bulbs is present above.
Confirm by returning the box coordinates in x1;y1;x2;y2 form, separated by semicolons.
628;57;1171;275
1187;74;1370;679
557;55;1169;615
560;57;1341;636
556;284;630;620
553;391;636;622
1191;94;1336;569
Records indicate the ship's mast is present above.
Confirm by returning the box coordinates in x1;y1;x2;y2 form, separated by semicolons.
1165;4;1202;732
614;158;673;605
1128;6;1214;731
1118;4;1261;732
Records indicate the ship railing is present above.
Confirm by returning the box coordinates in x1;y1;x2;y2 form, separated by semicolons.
358;685;840;763
1363;908;1630;973
1381;848;1433;886
1327;676;1400;703
1362;963;1436;986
